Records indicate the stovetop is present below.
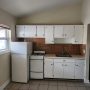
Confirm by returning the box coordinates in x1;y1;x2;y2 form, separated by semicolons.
32;51;45;56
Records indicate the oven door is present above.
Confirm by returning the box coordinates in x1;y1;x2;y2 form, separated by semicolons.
30;60;43;72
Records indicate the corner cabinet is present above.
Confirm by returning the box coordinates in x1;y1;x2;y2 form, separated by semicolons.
45;25;54;44
75;60;85;79
74;25;84;44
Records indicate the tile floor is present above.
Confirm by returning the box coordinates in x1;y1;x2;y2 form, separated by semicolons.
4;80;90;90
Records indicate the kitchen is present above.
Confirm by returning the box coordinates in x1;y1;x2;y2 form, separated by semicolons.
0;0;90;90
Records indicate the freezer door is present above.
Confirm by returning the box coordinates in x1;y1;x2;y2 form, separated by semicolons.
11;54;29;83
10;42;28;54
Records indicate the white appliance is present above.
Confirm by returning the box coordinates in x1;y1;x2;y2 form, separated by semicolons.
30;51;45;79
10;42;32;83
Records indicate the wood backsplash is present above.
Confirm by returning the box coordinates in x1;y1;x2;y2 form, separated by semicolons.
18;38;84;55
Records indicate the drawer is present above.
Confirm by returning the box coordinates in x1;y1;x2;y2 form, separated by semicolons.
63;59;75;63
54;59;75;63
30;72;43;79
54;59;63;63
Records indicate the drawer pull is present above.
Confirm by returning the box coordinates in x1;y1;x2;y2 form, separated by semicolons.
75;65;79;66
63;60;66;62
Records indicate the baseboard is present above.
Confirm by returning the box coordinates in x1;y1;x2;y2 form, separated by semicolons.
84;79;90;83
0;79;10;90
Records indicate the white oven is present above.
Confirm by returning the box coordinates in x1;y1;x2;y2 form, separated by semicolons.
29;51;45;79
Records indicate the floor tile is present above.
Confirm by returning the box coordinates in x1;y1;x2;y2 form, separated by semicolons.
48;85;57;90
29;84;39;90
39;85;48;90
39;80;49;85
67;86;78;90
77;86;86;90
5;80;89;90
86;87;90;90
58;81;67;86
58;86;67;90
7;83;21;90
19;84;29;90
48;80;57;85
30;80;40;85
66;82;77;86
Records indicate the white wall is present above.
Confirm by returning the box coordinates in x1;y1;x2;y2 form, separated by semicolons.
17;4;82;24
0;9;16;89
0;9;16;41
0;52;10;87
82;0;90;83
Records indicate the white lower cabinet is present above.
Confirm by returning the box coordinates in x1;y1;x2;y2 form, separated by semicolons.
44;59;54;78
54;62;63;78
63;63;75;79
44;58;85;79
75;60;84;79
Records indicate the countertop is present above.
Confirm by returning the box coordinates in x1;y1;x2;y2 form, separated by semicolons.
45;54;85;60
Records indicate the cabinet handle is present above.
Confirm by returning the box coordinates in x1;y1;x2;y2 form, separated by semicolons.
75;64;79;66
75;40;78;42
64;64;67;66
63;60;66;62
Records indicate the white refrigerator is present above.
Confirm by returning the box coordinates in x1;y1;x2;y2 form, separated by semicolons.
10;42;32;83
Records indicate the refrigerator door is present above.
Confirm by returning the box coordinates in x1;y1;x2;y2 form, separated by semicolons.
11;54;29;83
10;42;28;54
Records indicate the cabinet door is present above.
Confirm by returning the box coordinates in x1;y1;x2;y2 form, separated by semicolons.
16;25;25;38
54;62;63;78
44;59;53;78
37;25;45;38
63;63;75;79
25;25;36;38
63;25;74;38
75;60;84;79
74;25;84;44
54;25;64;38
45;25;54;44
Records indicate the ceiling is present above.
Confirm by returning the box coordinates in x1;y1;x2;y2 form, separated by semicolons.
0;0;82;17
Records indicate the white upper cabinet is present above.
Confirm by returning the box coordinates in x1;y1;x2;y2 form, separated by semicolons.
45;25;54;44
74;25;84;44
36;25;45;38
25;25;37;38
54;25;64;38
63;25;74;38
16;25;25;38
